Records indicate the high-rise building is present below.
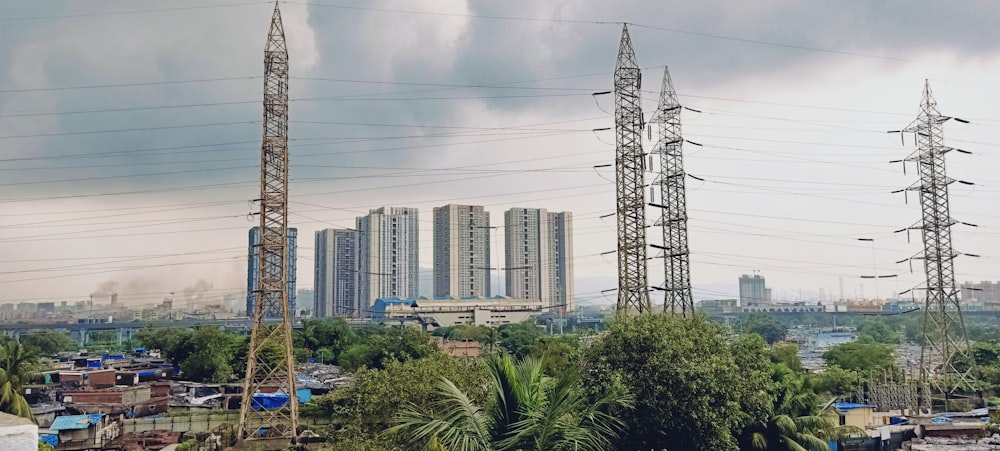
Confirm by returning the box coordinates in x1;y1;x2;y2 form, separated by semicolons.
739;274;770;307
314;229;359;317
247;226;297;318
357;207;419;308
504;208;574;312
549;211;575;312
433;204;491;299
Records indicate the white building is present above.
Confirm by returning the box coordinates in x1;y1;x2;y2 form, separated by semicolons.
314;228;359;317
357;207;420;310
504;208;574;312
372;296;544;328
433;204;491;299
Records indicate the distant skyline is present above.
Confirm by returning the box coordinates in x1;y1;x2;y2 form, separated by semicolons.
2;1;1000;311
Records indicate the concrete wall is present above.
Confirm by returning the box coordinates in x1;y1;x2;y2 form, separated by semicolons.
87;369;117;388
0;413;37;451
120;413;331;435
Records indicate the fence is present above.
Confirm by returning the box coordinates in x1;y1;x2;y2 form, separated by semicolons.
120;412;332;434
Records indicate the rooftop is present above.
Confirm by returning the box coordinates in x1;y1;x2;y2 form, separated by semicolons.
49;414;103;431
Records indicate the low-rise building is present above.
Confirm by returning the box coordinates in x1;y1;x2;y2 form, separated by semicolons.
370;296;544;328
43;414;108;450
835;402;876;429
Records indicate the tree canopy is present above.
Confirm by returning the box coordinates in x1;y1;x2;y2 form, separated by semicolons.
821;341;895;373
739;314;789;344
582;314;772;450
390;353;631;451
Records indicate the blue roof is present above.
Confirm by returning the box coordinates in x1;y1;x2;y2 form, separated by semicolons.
834;402;875;411
50;414;103;431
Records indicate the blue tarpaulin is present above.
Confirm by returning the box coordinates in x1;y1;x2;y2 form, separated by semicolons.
834;402;875;411
297;388;311;403
251;393;290;410
137;370;157;377
86;360;101;368
40;434;59;446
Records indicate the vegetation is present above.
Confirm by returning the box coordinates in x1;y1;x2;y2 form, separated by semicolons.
857;318;901;344
390;353;631;451
123;312;941;450
821;341;895;373
738;314;789;344
583;314;772;450
20;331;74;356
303;353;489;449
136;326;244;383
0;341;36;419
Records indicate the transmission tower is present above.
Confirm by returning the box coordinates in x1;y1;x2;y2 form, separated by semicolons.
896;80;977;413
613;24;650;313
238;2;299;441
649;67;693;316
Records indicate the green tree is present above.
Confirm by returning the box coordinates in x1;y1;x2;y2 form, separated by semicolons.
493;321;543;359
740;364;864;451
172;327;242;383
338;326;437;371
306;354;489;449
857;318;901;344
390;353;631;451
135;327;193;362
811;366;861;397
822;342;895;372
583;314;771;450
296;317;357;359
528;335;582;376
771;342;804;373
0;342;36;420
20;331;74;356
739;314;788;344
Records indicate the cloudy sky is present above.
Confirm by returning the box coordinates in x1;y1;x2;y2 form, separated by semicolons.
2;0;999;310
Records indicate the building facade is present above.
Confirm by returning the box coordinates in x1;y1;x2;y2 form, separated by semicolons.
433;204;491;299
738;274;770;307
357;207;419;310
961;281;1000;310
504;208;574;312
246;226;297;318
314;229;359;318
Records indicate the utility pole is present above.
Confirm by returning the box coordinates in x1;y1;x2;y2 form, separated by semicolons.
894;80;978;413
648;67;694;317
239;2;299;442
613;24;650;313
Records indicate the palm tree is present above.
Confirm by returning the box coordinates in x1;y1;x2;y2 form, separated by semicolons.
0;341;36;420
741;368;863;451
389;353;631;451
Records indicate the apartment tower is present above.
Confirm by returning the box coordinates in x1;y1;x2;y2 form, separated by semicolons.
356;207;419;307
504;208;574;312
433;204;491;298
314;229;359;317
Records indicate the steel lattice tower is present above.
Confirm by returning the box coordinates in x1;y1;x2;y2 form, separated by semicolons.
899;81;977;413
650;67;693;316
613;24;650;313
238;2;299;441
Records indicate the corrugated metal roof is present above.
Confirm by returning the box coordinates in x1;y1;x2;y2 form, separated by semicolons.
49;414;103;431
